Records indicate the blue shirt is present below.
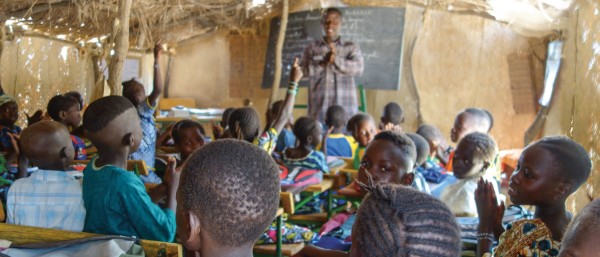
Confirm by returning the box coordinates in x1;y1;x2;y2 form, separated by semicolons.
324;134;357;158
82;159;176;242
275;128;296;153
0;126;22;152
284;150;330;174
7;169;85;231
128;99;160;184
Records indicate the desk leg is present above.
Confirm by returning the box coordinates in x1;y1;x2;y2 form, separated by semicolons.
276;214;283;257
327;189;333;220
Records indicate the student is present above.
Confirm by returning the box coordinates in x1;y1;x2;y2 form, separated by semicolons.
47;94;86;160
447;108;492;171
283;116;328;174
405;133;431;194
0;95;21;167
379;102;404;131
559;198;600;257
212;107;235;140
269;100;296;153
346;113;376;170
296;130;418;256
171;119;205;163
122;42;164;184
416;124;451;166
435;132;499;217
322;105;356;158
6;121;85;231
176;139;280;256
228;58;301;154
64;91;85;111
476;136;592;257
350;183;461;257
81;96;177;242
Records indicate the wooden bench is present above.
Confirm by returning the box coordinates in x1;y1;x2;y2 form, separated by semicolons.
72;160;150;176
0;223;182;257
280;178;334;223
253;243;304;257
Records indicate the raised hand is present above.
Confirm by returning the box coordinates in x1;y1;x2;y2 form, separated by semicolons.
154;40;163;58
290;58;303;83
382;123;403;133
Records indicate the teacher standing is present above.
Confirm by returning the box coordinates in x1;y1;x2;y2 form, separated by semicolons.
301;7;364;123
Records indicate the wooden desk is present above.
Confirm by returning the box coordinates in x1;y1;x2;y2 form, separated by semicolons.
279;178;334;223
0;223;182;257
71;160;149;176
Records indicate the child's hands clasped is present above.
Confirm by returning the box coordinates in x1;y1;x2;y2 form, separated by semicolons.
475;177;505;237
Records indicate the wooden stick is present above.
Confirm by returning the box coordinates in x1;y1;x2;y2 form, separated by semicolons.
90;55;105;102
107;0;132;95
268;0;289;107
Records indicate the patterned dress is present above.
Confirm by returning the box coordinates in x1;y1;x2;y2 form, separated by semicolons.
485;219;560;257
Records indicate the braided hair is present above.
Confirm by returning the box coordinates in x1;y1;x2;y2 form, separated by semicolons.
228;107;261;143
353;179;461;257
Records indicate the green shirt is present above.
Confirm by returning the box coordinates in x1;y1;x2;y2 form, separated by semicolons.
82;159;176;242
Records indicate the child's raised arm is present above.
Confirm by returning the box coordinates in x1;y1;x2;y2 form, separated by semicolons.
271;58;302;134
148;41;164;107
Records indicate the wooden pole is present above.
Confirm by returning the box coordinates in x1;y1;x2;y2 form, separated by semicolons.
107;0;132;95
90;55;105;102
268;0;289;108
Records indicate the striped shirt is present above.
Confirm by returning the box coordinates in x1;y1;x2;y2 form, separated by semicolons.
283;150;329;174
301;38;364;123
6;169;85;231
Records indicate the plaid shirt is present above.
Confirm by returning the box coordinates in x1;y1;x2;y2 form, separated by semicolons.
301;37;364;122
6;169;85;232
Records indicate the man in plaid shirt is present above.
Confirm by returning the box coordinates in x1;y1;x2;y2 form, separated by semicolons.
301;7;364;123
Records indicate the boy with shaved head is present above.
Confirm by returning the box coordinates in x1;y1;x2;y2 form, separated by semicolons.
6;121;85;231
82;96;178;242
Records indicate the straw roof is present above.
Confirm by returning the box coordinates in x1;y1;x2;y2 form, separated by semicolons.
0;0;572;51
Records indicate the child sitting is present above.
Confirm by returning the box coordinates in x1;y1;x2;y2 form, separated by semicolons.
228;58;301;154
122;42;164;184
212;107;234;140
6;121;85;231
379;102;404;131
476;136;592;257
47;94;86;160
171;119;205;163
436;132;499;217
346;113;376;170
297;130;419;256
176;139;280;256
405;133;431;194
559;198;600;256
447;108;492;171
0;95;21;168
351;183;461;256
416;124;451;166
81;96;177;242
322;105;356;158
269;100;296;153
283;116;328;174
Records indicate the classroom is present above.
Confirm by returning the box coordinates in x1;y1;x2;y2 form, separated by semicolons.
0;0;598;256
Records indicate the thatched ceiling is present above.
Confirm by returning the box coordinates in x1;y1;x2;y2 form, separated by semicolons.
0;0;571;51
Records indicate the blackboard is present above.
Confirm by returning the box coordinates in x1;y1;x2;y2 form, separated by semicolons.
261;7;405;90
